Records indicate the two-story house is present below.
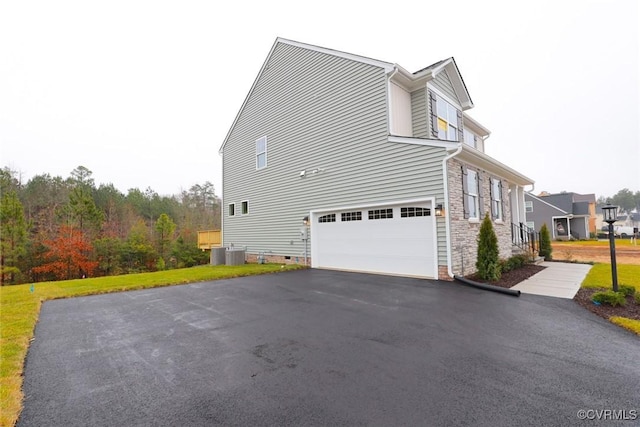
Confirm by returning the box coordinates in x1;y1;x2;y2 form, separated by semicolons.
524;192;596;240
219;38;534;280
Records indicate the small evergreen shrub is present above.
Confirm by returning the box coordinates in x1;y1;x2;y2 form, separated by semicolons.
538;223;552;260
476;215;501;281
619;284;636;297
500;254;528;273
591;290;626;307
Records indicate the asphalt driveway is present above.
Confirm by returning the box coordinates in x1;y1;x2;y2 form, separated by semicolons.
19;269;639;426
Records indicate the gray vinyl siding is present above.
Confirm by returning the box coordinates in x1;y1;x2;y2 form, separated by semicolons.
222;41;448;264
524;193;566;234
411;89;428;138
432;70;458;102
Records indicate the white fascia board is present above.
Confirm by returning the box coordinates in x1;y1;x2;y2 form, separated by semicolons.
277;38;395;73
526;192;569;214
462;113;491;137
430;58;473;110
457;145;534;186
388;136;459;150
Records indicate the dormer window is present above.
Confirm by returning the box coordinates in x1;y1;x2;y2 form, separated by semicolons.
436;95;459;141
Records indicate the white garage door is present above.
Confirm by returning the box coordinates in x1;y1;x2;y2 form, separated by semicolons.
311;202;437;278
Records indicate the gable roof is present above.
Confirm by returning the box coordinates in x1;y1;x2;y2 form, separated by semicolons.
525;192;569;215
220;38;474;153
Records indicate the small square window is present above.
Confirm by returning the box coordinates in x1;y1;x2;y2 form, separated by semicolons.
241;201;249;215
228;203;235;217
525;201;533;213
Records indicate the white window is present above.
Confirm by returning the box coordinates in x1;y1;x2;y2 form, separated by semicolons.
466;169;480;219
318;214;336;223
341;211;362;221
463;128;476;148
256;136;267;169
436;95;459;141
491;178;503;221
228;203;235;217
526;221;535;229
368;208;393;220
525;201;533;213
241;200;249;215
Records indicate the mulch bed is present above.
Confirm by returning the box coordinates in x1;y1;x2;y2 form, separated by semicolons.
573;288;640;321
467;264;640;323
466;264;546;289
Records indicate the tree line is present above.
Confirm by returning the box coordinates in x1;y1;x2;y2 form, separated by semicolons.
0;166;221;285
597;188;640;214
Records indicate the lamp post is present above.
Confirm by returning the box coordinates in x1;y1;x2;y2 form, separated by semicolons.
602;204;619;292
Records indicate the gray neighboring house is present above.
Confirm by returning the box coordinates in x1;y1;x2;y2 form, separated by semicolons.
524;192;596;240
219;38;534;280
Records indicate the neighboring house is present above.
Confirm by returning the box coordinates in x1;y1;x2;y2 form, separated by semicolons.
219;38;534;280
524;192;596;240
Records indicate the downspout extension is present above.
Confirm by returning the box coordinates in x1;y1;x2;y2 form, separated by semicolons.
454;275;521;297
442;143;463;279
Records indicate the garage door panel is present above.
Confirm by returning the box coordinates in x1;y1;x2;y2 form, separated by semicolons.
312;203;436;278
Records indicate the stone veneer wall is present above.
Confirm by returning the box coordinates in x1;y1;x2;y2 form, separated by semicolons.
447;158;513;277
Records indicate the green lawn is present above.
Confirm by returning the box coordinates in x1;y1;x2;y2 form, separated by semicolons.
581;263;640;336
581;264;640;291
0;263;304;427
552;239;639;247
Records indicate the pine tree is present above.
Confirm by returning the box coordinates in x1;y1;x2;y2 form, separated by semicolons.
0;191;28;284
476;214;501;281
539;223;552;260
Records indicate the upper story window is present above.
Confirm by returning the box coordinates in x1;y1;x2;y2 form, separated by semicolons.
228;203;235;217
525;201;533;213
463;128;476;148
436;95;460;141
241;201;249;215
256;136;267;169
490;178;503;221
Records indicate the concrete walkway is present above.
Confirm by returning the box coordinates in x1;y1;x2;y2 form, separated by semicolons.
511;261;592;299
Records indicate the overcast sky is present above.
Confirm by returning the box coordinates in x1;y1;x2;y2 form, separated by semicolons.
1;0;638;200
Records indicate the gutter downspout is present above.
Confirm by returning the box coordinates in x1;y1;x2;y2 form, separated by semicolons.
442;143;463;278
386;67;399;135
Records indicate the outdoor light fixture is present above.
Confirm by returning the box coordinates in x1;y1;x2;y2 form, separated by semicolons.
302;216;309;226
602;204;619;292
435;204;444;217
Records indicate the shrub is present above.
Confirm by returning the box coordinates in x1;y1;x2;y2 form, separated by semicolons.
635;294;640;305
619;284;636;297
592;290;626;307
538;223;552;260
500;254;528;273
476;215;501;281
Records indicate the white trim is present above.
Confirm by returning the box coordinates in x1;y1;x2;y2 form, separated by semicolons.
310;197;438;279
387;135;459;149
426;84;462;110
442;143;463;278
456;145;534;186
277;38;395;73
